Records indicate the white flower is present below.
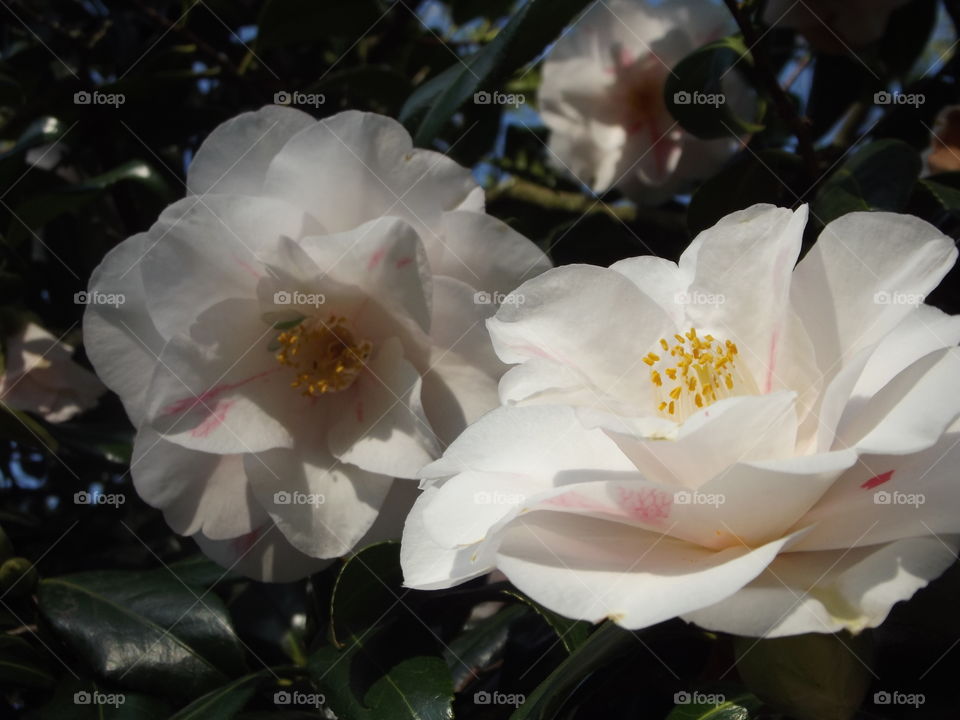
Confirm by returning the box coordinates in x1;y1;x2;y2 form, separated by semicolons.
765;0;909;53
539;0;747;204
1;321;104;423
402;204;960;637
83;107;550;581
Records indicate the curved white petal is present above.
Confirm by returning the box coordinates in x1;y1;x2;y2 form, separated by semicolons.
187;105;315;196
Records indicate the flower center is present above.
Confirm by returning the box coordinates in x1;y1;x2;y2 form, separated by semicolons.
644;329;755;420
274;316;372;396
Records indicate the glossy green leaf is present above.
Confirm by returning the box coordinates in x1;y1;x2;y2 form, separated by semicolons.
510;621;636;720
168;671;268;720
0;405;59;452
445;603;528;690
0;635;55;689
812;139;920;225
330;541;404;647
504;590;591;653
687;150;804;235
402;0;595;145
665;688;762;719
664;36;765;140
8;160;170;246
37;569;247;700
316;541;455;719
29;678;171;720
734;632;872;720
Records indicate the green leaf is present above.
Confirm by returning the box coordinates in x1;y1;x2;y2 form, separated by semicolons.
8;160;170;246
0;404;59;452
37;569;247;700
330;541;404;647
663;36;765;140
311;542;454;719
918;171;960;212
0;635;55;688
165;554;239;589
665;688;762;719
310;640;454;720
733;632;873;720
0;117;65;163
812;139;920;225
402;0;596;145
687;150;804;235
445;603;529;690
28;678;172;720
504;590;591;653
169;671;268;720
509;621;636;720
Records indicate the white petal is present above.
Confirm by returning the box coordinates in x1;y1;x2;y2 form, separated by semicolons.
834;347;960;455
495;512;802;629
683;535;959;637
194;523;333;582
420;277;502;446
680;204;807;392
187;105;315;196
401;487;498;590
141;195;317;339
328;337;440;479
82;233;165;426
420;404;635;481
131;428;268;539
262;110;478;238
791;426;960;551
791;211;957;380
243;446;393;558
144;298;295;454
432;210;551;298
486;264;673;409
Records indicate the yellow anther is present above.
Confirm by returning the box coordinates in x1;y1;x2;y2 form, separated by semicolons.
646;329;754;420
274;315;372;398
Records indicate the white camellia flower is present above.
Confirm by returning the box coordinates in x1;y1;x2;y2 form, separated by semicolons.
765;0;909;53
1;321;104;423
402;204;960;637
83;107;550;581
539;0;747;204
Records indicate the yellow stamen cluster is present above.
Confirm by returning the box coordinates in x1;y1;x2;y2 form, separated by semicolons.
644;329;749;419
275;316;372;397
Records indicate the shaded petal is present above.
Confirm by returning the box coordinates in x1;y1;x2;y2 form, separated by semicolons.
683;535;959;637
187;105;315;196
